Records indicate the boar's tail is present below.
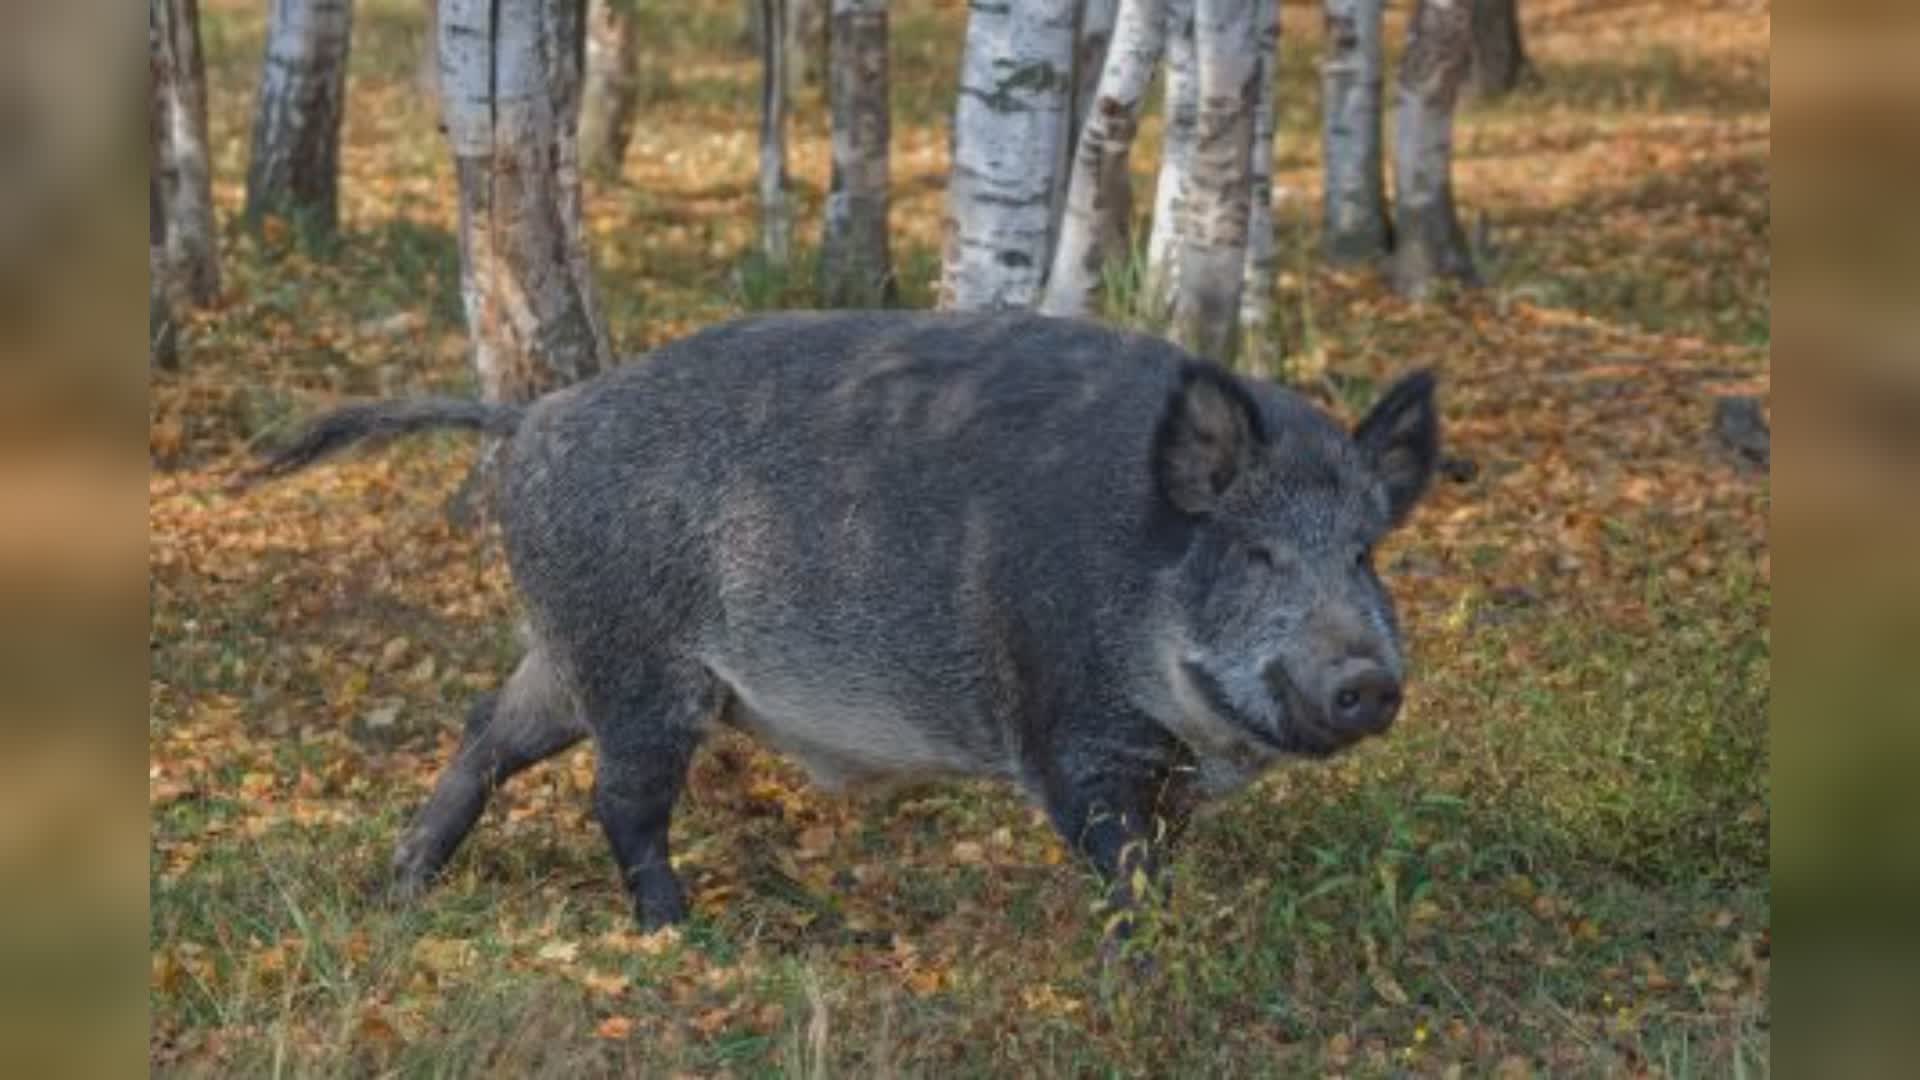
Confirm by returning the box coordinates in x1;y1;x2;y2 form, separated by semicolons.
247;398;528;483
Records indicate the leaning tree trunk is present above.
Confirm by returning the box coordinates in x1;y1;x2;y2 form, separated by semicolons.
820;0;893;306
1467;0;1530;99
1168;0;1259;364
1320;0;1390;262
758;0;792;261
1144;0;1196;314
150;0;219;309
1239;0;1280;364
938;0;1078;310
1041;0;1166;318
439;0;611;405
1391;0;1477;299
1059;0;1119;242
580;0;641;179
246;0;353;238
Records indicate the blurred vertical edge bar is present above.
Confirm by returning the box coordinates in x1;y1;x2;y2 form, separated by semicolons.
1774;1;1920;1077
0;0;151;1074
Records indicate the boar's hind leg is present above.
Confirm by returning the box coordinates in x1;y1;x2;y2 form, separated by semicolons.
389;649;587;898
588;666;717;930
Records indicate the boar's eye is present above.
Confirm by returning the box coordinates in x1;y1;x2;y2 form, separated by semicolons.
1354;546;1372;569
1247;544;1277;570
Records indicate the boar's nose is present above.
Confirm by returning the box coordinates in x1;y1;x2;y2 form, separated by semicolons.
1330;666;1401;735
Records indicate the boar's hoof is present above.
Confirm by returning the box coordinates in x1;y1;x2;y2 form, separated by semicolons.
1097;933;1160;987
632;874;691;930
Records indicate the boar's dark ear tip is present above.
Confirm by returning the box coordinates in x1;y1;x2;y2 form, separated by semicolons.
1175;361;1269;445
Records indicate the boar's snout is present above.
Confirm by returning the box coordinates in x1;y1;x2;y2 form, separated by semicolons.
1328;660;1401;736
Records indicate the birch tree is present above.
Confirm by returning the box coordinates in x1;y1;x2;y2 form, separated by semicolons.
1144;0;1196;311
439;0;610;404
1068;0;1120;155
150;0;219;309
819;0;893;306
1239;0;1280;356
1320;0;1389;262
246;0;353;238
1167;0;1259;364
1390;0;1477;298
758;0;792;261
1060;0;1119;246
938;0;1077;311
1467;0;1531;99
1041;0;1166;318
580;0;641;179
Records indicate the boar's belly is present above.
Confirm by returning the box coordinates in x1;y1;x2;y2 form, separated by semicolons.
712;668;1007;793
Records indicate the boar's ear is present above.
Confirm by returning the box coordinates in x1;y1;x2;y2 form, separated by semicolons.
1354;369;1440;526
1154;364;1267;517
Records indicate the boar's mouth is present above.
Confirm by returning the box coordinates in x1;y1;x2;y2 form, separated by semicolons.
1177;658;1293;753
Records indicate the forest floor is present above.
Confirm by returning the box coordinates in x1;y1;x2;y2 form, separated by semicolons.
151;0;1770;1074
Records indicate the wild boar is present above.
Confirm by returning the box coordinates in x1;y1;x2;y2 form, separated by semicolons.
258;310;1439;931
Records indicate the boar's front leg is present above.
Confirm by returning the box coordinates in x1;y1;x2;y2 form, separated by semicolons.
1041;755;1180;941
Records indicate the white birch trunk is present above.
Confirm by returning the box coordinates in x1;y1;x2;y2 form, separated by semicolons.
758;0;792;261
1070;0;1121;146
580;0;641;179
1144;0;1196;313
937;0;1078;311
246;0;353;236
1058;0;1119;248
1041;0;1166;318
1320;0;1389;262
1169;0;1259;364
820;0;892;305
440;0;610;404
1391;0;1477;298
150;0;219;308
1239;0;1280;356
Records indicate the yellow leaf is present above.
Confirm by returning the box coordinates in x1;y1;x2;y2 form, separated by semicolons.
538;940;581;964
412;936;475;973
951;840;985;864
596;1016;635;1040
582;970;630;997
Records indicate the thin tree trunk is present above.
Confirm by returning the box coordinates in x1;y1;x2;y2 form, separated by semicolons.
150;0;219;308
1144;0;1196;313
1467;0;1530;99
580;0;641;179
789;0;828;92
1060;0;1120;247
419;0;439;98
246;0;353;238
758;0;792;261
1239;0;1280;363
150;158;179;369
938;0;1078;310
1070;0;1121;145
1041;0;1166;319
1391;0;1477;298
440;0;611;404
1320;0;1390;263
820;0;893;307
1168;0;1259;365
